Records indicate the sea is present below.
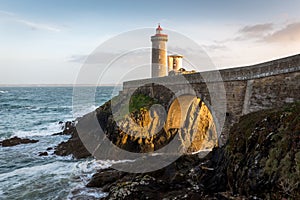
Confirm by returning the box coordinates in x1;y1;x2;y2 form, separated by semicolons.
0;87;121;200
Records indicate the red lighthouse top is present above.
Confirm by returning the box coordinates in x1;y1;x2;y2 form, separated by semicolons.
156;24;163;31
155;23;167;36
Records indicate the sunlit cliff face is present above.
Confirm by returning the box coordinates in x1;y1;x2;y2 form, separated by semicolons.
165;96;218;153
113;94;218;154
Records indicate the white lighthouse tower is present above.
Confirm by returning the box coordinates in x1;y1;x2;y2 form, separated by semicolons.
151;24;168;77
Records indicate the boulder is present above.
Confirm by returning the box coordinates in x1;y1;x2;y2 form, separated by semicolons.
52;121;75;136
54;128;91;159
0;136;38;147
38;151;48;156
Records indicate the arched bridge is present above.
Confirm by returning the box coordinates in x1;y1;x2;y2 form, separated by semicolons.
122;54;300;145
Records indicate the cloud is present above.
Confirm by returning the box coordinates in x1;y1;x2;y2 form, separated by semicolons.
218;22;300;45
232;23;274;41
263;22;300;43
1;10;61;32
239;23;273;35
16;19;61;32
202;44;228;52
211;23;274;44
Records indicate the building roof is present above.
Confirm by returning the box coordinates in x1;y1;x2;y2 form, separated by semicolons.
156;24;163;31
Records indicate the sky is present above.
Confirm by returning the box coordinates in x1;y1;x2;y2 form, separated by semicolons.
1;0;300;85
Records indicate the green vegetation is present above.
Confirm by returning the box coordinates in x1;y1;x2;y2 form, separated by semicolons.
110;93;158;122
129;94;158;114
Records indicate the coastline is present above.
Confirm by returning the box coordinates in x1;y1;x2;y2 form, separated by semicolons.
51;91;300;199
1;86;300;199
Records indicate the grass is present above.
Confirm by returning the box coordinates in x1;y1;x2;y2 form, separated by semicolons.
129;94;158;114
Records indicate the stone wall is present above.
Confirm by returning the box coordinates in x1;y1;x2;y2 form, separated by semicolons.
121;54;300;143
123;53;300;90
247;71;300;114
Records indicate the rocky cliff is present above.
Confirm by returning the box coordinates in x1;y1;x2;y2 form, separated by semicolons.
54;91;300;199
86;101;300;199
55;88;216;156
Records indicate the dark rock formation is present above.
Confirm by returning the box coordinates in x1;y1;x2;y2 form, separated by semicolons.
0;136;38;147
53;120;91;159
62;121;76;135
52;121;76;136
225;101;300;199
53;85;300;199
87;169;127;188
54;128;91;159
87;152;230;200
38;151;48;156
85;102;300;199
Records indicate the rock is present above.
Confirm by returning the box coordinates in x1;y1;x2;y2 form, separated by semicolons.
52;121;75;136
54;128;91;159
0;136;38;147
46;147;53;151
52;86;300;199
87;168;127;188
52;132;63;136
54;120;91;159
38;152;48;156
83;102;300;200
86;153;228;199
62;121;75;135
225;101;300;199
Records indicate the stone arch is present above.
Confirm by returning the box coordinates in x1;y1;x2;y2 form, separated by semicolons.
165;95;195;130
165;94;218;153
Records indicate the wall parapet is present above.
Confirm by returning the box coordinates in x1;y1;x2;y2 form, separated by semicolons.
123;54;300;90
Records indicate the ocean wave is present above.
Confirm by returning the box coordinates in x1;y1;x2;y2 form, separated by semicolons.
12;122;64;137
24;106;40;111
72;105;98;118
0;90;8;94
74;159;135;175
0;161;75;180
0;161;78;199
68;186;107;200
71;159;135;184
67;159;132;200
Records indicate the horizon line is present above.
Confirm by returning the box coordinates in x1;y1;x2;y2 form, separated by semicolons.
0;84;122;87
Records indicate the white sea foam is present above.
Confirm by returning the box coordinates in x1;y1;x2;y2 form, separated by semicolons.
24;106;40;111
72;105;97;118
0;161;79;199
73;159;130;173
13;122;63;137
68;186;107;200
0;161;75;180
70;159;135;186
0;90;8;94
67;159;132;200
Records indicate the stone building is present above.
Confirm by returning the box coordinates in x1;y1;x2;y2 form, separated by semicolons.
151;24;168;77
168;54;183;72
151;24;193;77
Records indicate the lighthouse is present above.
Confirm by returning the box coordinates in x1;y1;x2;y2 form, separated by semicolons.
151;24;168;77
